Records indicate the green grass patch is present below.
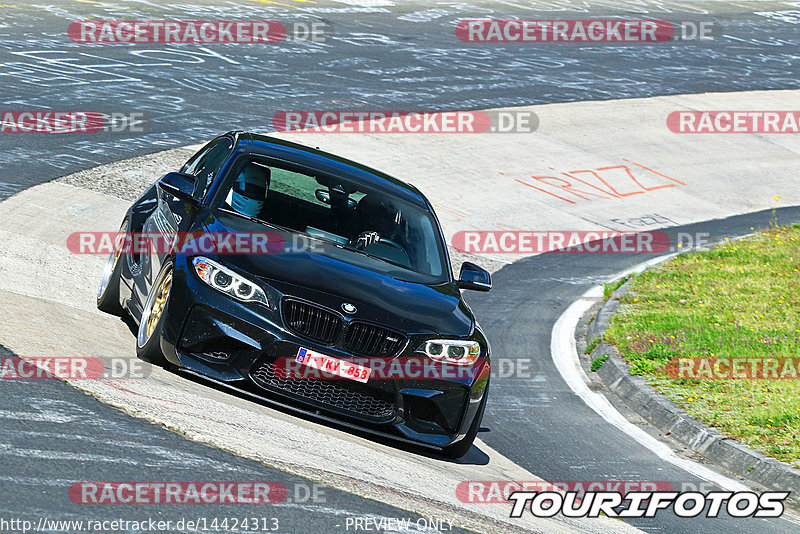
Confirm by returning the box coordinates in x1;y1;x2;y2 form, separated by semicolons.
603;274;632;300
585;337;602;354
604;225;800;465
591;354;609;372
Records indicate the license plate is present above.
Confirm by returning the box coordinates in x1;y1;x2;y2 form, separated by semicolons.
295;347;371;383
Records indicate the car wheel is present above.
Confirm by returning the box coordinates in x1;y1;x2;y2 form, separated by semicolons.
136;259;173;366
442;380;489;459
96;218;128;316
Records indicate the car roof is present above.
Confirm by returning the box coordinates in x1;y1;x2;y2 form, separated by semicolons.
239;132;430;208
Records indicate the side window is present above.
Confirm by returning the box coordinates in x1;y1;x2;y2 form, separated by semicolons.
182;138;233;199
269;167;330;209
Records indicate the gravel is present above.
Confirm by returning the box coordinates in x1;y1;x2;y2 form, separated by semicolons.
56;147;195;202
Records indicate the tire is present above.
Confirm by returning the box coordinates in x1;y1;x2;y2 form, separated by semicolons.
136;259;173;366
442;380;489;459
96;218;127;316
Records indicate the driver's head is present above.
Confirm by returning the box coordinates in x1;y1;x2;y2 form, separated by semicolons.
356;195;399;239
231;163;270;218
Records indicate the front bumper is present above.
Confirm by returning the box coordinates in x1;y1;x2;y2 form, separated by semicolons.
159;255;490;450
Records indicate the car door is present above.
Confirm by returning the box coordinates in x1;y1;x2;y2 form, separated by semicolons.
133;137;234;311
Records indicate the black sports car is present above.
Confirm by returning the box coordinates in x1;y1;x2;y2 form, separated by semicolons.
97;131;492;458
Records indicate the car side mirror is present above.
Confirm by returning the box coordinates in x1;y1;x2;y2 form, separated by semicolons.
457;262;492;292
158;172;197;202
315;188;331;204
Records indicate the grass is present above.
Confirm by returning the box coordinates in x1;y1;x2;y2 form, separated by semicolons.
603;224;800;466
603;274;631;300
591;354;609;372
585;337;602;354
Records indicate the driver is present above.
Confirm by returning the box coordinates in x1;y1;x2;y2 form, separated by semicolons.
353;195;403;248
230;163;270;218
351;195;412;267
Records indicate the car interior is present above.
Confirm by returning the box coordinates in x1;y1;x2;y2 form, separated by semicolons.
222;159;444;277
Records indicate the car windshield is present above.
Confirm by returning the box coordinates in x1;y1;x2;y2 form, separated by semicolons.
217;157;448;284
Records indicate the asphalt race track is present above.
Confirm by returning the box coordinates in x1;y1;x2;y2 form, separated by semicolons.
2;0;800;199
2;1;800;533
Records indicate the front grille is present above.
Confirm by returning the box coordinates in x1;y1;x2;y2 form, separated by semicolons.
344;322;407;358
250;360;396;421
282;299;342;344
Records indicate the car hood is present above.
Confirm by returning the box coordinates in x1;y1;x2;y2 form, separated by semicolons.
202;213;473;337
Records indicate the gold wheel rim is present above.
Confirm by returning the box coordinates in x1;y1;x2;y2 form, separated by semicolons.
145;271;172;339
110;224;126;270
111;245;121;268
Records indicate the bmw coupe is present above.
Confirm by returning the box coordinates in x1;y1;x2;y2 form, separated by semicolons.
97;131;492;458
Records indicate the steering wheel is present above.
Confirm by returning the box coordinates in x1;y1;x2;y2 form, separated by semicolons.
352;232;406;255
374;237;405;253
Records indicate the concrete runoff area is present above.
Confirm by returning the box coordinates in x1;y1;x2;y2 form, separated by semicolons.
2;89;800;532
270;89;800;265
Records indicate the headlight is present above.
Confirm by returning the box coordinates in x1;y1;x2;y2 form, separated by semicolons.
192;257;268;306
418;339;481;366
